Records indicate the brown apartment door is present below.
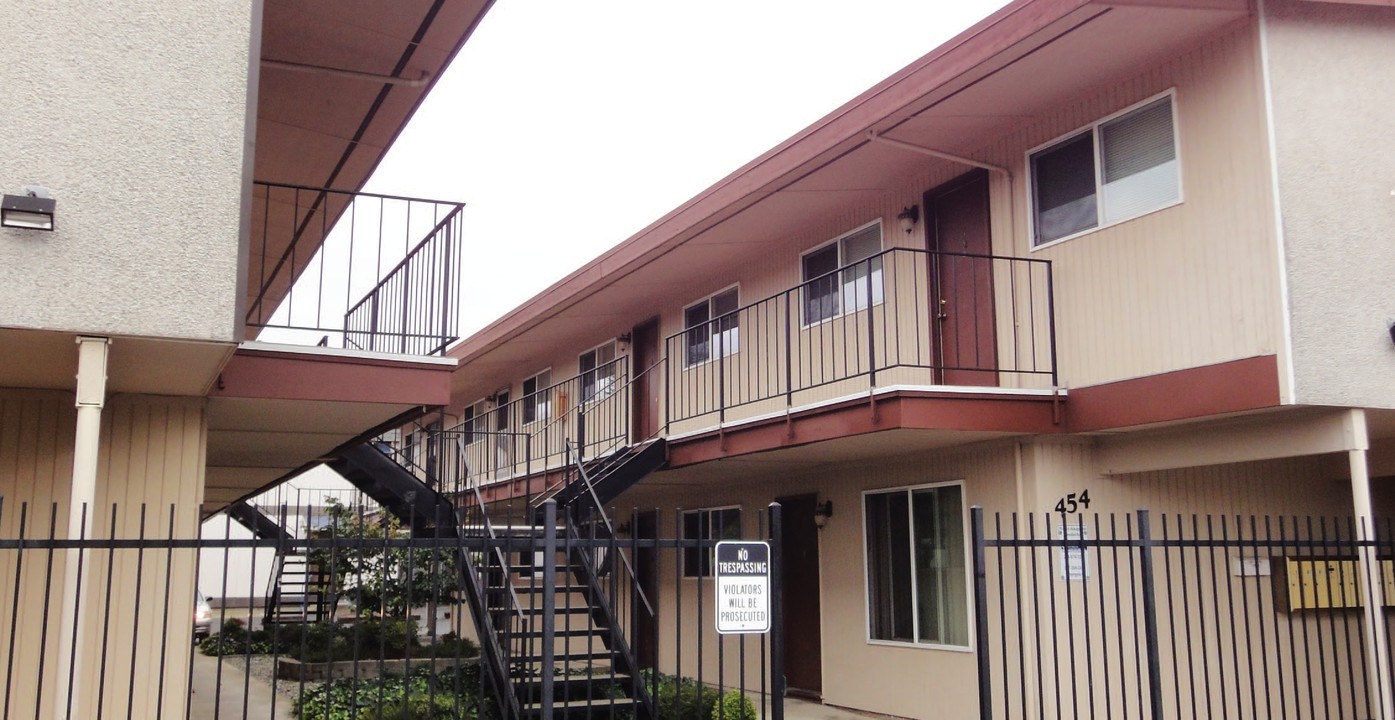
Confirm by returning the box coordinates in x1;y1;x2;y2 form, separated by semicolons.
776;494;822;698
631;510;659;667
925;170;998;386
630;318;661;442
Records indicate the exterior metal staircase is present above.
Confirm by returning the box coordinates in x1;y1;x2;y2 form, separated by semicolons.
459;438;665;719
264;550;333;625
310;405;665;718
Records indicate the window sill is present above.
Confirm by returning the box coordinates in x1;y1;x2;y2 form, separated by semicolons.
1029;198;1183;252
799;299;886;330
864;638;973;654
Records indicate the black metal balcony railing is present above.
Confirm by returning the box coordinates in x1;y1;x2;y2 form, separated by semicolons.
438;356;632;487
664;247;1056;425
245;182;465;356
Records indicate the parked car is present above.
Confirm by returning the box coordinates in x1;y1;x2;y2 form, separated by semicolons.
193;591;213;640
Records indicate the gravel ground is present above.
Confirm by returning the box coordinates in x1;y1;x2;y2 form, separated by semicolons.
221;654;311;701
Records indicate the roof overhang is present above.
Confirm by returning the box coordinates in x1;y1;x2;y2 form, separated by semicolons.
202;342;456;516
246;0;492;334
447;0;1251;402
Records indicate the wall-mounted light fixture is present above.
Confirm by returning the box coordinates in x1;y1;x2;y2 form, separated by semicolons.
1;186;56;231
813;500;833;529
896;205;919;235
1388;322;1395;347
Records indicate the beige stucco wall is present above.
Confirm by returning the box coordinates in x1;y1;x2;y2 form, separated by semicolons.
0;1;255;342
1263;0;1395;409
0;390;206;719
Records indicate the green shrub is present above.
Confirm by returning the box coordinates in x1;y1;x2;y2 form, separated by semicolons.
357;693;474;720
710;690;756;720
432;633;478;659
198;619;273;656
294;665;491;720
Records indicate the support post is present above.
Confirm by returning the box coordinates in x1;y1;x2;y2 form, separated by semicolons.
541;500;557;720
1346;409;1394;720
55;336;110;720
768;502;785;720
971;507;992;720
1136;510;1164;720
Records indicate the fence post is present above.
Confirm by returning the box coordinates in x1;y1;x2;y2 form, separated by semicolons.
1135;510;1164;719
541;500;557;720
971;506;992;720
769;502;785;720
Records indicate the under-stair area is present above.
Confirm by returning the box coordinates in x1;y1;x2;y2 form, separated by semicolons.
244;432;670;719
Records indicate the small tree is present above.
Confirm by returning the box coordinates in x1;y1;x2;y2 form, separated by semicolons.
309;499;458;619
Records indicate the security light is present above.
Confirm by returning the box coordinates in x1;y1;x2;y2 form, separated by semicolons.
897;205;919;234
1;186;56;231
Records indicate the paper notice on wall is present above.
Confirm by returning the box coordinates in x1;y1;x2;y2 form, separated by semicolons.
1059;523;1090;581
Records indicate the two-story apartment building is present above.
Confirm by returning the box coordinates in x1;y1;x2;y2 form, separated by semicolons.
0;2;494;717
443;1;1395;717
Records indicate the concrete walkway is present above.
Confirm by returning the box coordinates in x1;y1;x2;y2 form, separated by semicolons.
775;696;904;719
187;652;294;719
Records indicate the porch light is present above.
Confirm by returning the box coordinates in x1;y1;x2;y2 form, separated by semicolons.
813;500;833;529
1;186;56;231
1389;322;1395;347
896;205;919;234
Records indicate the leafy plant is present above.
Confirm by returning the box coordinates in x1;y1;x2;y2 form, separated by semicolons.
293;665;491;720
308;500;458;619
711;690;756;720
198;618;273;656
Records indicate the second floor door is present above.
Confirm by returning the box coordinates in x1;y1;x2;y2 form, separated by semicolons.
925;170;999;387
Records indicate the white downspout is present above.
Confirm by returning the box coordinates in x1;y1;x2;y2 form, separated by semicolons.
54;336;110;720
1345;408;1393;720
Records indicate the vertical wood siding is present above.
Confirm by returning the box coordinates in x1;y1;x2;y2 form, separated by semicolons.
0;392;206;719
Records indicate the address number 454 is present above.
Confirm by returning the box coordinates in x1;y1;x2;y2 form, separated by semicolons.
1054;490;1091;514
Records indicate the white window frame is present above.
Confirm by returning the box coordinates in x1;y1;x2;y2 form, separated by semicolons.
461;398;488;445
861;479;972;652
579;341;619;403
1026;89;1183;250
681;505;742;579
521;368;552;425
682;285;741;368
800;220;885;327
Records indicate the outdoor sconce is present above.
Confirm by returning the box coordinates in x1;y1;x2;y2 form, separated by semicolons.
813;500;833;529
897;205;920;235
615;520;632;537
617;332;632;350
1;186;56;231
1388;322;1395;347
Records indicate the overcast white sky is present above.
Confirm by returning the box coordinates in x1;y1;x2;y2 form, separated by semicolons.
364;1;1011;337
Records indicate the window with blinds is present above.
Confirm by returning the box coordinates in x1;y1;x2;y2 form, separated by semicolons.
1030;92;1180;246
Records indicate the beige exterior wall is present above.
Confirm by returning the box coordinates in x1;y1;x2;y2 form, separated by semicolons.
0;0;255;342
612;417;1374;719
465;21;1286;447
1263;0;1395;409
983;21;1282;392
0;390;206;719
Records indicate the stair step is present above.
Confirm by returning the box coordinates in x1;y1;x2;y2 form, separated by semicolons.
515;648;617;662
513;671;632;689
520;697;636;716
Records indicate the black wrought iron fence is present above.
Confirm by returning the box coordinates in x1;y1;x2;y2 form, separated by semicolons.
665;247;1056;425
972;509;1395;720
245;182;465;356
0;499;784;720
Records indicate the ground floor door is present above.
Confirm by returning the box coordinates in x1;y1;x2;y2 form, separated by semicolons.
924;170;998;386
632;509;659;667
776;493;822;698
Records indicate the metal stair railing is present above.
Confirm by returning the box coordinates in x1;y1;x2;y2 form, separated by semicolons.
529;358;667;510
560;440;657;719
